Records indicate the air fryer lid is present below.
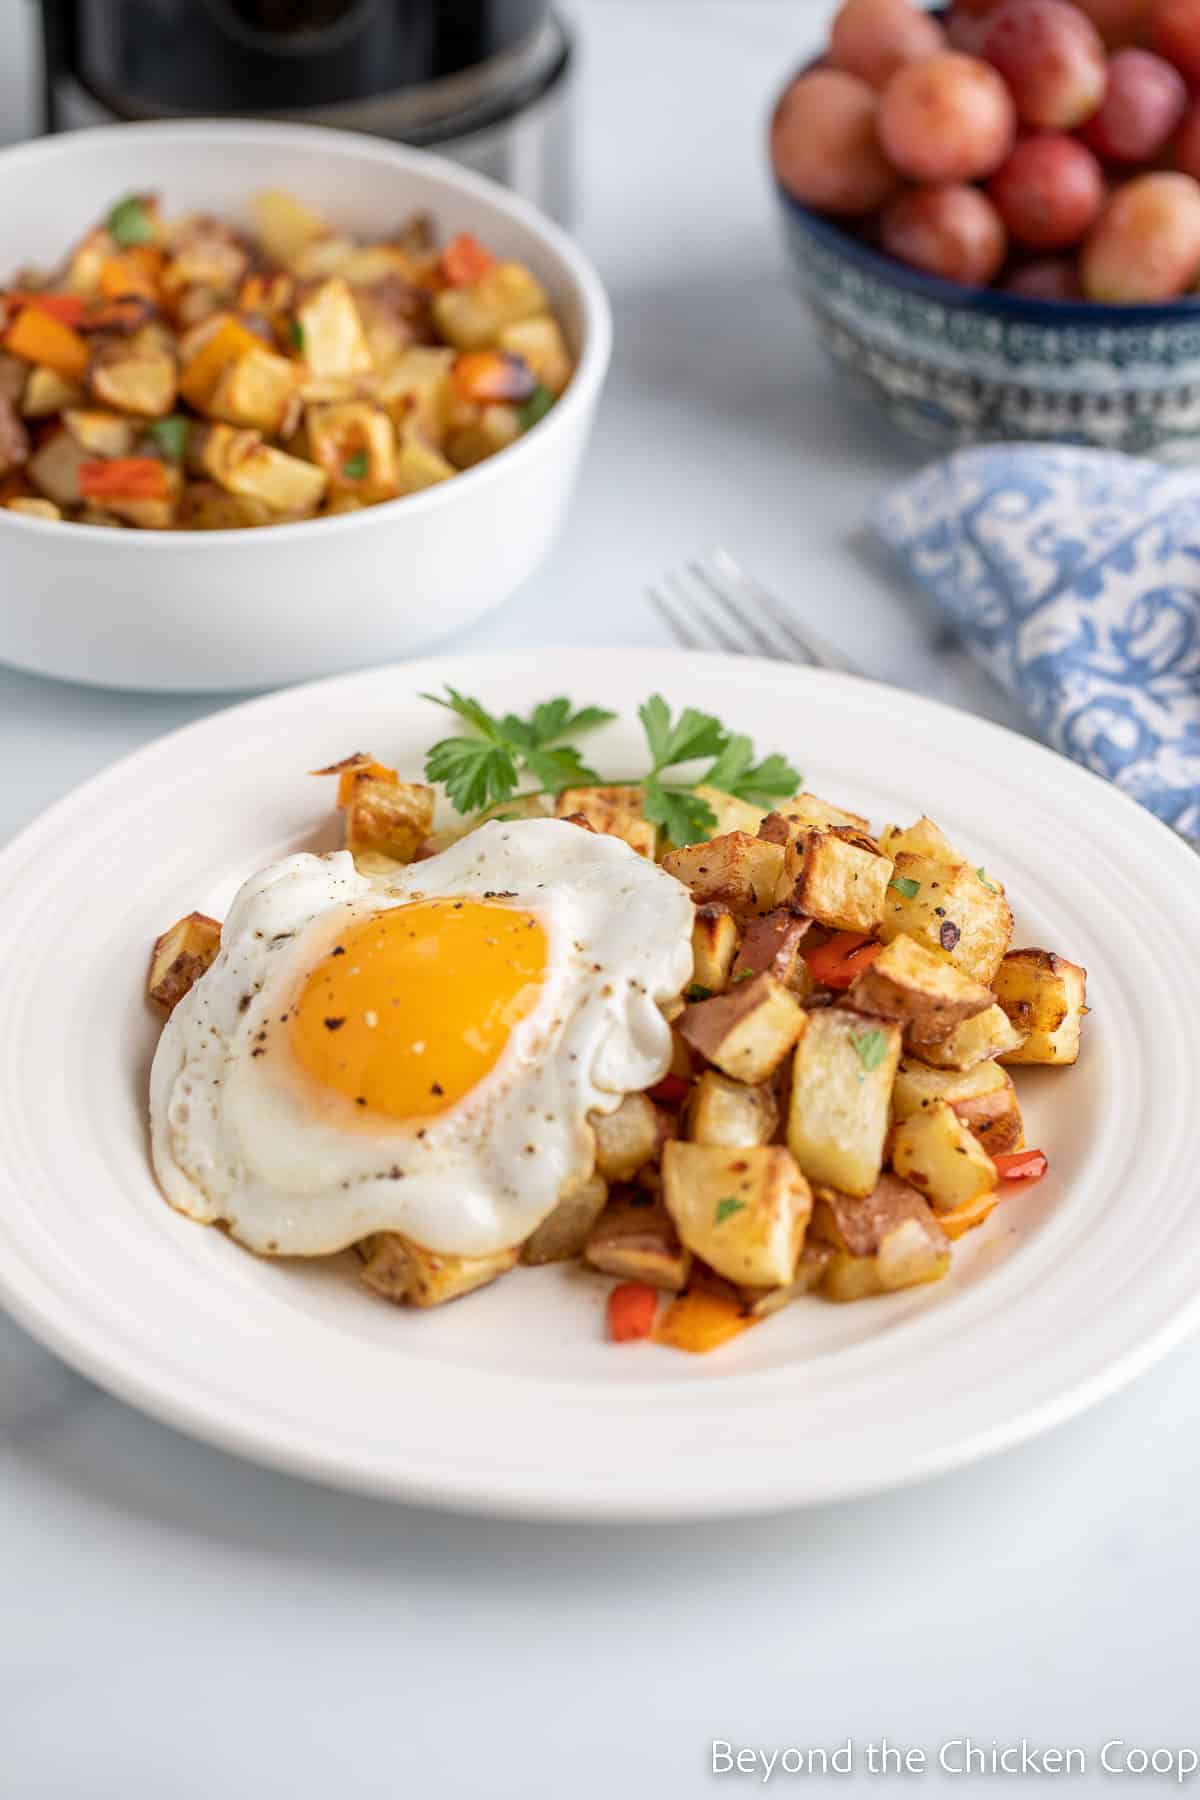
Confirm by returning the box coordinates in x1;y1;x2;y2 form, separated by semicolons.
67;0;552;116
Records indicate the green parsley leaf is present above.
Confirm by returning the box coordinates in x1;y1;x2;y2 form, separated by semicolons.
424;737;519;815
343;450;369;481
422;686;506;742
289;318;306;352
702;735;800;806
518;384;555;432
686;982;713;1002
850;1028;888;1072
642;778;718;847
147;416;188;461
639;695;728;773
890;874;921;900
714;1196;746;1225
521;743;601;796
731;968;754;985
108;195;155;248
976;867;1000;893
501;698;616;749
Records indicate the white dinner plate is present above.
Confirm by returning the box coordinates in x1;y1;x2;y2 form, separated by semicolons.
0;648;1196;1520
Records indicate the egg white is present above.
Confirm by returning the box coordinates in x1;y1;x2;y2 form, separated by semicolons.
150;819;694;1257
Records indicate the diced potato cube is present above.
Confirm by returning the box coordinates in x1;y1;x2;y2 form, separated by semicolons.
358;1233;518;1306
661;1140;812;1288
555;786;656;858
5;496;60;520
27;429;89;506
892;1057;1024;1158
521;1172;608;1265
685;1069;778;1147
759;792;871;846
306;400;398;498
585;1193;691;1291
207;346;299;436
0;394;28;476
177;481;277;530
993;949;1087;1066
891;1100;998;1213
376;346;456;448
253;189;328;266
811;1176;950;1301
313;753;435;863
395;431;455;493
432;261;550;350
202;424;327;513
89;342;177;418
783;827;894;933
147;911;221;1013
21;365;85;417
497;314;573;394
63;226;113;298
786;1008;901;1197
445;402;521;469
687;784;770;842
878;815;963;864
101;464;182;531
62;408;138;457
690;903;740;995
662;831;785;927
590;1092;660;1182
296;278;372;380
846;931;991;1044
677;973;806;1085
878;854;1013;985
736;1244;831;1316
730;909;809;987
906;1002;1027;1071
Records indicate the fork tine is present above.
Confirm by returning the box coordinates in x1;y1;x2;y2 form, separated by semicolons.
663;569;748;656
704;546;863;676
645;581;709;650
684;559;797;662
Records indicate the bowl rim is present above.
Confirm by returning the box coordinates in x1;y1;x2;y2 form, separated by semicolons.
0;119;613;549
776;178;1200;325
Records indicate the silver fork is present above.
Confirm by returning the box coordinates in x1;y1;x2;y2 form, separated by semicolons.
646;547;862;677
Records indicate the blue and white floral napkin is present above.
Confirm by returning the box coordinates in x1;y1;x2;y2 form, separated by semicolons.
875;445;1200;839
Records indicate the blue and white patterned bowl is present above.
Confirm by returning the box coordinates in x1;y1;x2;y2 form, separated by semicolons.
775;183;1200;461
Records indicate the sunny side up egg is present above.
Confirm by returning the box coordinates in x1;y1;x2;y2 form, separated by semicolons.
149;818;694;1259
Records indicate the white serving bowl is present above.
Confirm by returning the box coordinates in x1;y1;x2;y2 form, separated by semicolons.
0;122;611;692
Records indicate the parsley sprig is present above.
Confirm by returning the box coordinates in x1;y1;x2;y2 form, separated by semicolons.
421;688;801;844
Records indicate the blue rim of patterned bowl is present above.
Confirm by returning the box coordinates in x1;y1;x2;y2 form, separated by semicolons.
775;181;1200;327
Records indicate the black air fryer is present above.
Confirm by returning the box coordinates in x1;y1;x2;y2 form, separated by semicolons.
38;0;573;217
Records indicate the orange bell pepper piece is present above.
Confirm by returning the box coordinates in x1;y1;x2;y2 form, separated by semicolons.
179;317;265;411
936;1191;1000;1241
99;247;163;302
4;291;86;327
655;1288;754;1353
78;458;171;501
440;232;498;287
4;306;89;381
803;931;884;990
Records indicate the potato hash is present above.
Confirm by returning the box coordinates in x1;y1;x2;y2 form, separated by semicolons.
0;190;573;529
147;693;1085;1354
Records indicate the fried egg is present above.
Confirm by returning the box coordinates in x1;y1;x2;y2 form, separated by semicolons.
150;819;693;1257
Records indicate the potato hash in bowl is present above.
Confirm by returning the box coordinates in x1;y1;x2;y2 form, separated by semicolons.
147;687;1085;1356
0;187;574;531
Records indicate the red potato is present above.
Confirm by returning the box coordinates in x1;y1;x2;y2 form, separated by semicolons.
1081;49;1188;161
1071;0;1153;44
1173;96;1200;174
944;6;994;49
830;0;947;89
878;53;1017;182
988;133;1106;247
981;0;1107;128
770;70;900;214
1004;255;1084;295
880;183;1009;283
1151;0;1200;86
1081;170;1200;298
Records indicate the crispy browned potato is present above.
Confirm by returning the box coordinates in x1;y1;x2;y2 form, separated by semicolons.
905;1001;1026;1071
759;792;871;845
677;973;806;1084
147;912;222;1013
432;261;549;350
208;345;299;437
891;1100;998;1213
810;1175;950;1301
782;828;894;933
584;1192;691;1291
993;949;1087;1066
892;1057;1024;1158
878;815;962;864
554;786;657;858
521;1173;609;1265
89;338;177;418
690;903;740;995
661;1140;812;1287
730;909;809;987
878;855;1013;985
295;277;372;379
735;1244;831;1316
787;1008;901;1197
590;1092;660;1182
61;408;136;457
846;931;991;1044
685;1068;779;1148
358;1233;518;1306
201;423;327;512
661;831;785;926
312;753;436;865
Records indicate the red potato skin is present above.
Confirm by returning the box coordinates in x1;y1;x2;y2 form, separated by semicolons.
879;53;1017;181
829;0;947;89
1151;0;1200;87
988;132;1106;248
1003;255;1084;296
1174;97;1200;174
880;183;1010;284
981;0;1107;128
1071;0;1153;44
1080;48;1188;162
770;69;900;214
1081;170;1200;298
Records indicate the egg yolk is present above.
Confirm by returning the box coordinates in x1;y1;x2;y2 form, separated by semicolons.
289;899;548;1121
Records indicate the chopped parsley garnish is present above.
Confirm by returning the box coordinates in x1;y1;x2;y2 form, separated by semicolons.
289;318;306;352
714;1195;746;1224
343;450;369;481
518;384;555;432
108;195;155;248
976;867;999;893
731;968;755;985
890;874;920;899
686;982;713;1002
850;1028;888;1071
148;415;189;461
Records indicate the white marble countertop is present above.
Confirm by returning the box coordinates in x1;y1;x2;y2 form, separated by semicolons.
2;4;1197;1795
